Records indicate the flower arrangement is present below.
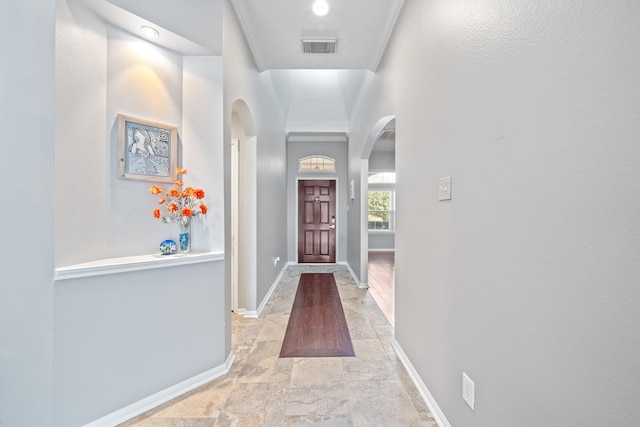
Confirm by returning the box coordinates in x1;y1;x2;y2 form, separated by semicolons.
149;168;207;252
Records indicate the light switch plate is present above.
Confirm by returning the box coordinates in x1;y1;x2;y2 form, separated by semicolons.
462;372;475;410
439;176;451;200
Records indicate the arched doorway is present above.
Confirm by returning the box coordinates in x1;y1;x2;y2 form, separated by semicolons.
231;100;258;316
361;116;396;324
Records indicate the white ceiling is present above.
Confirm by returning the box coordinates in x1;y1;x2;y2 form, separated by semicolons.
81;0;400;143
231;0;405;71
81;0;223;55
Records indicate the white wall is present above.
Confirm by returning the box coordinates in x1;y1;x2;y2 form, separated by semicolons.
347;75;394;282
348;0;640;425
224;0;288;314
53;1;227;424
53;262;225;426
105;26;186;257
286;140;349;262
183;55;225;252
55;0;107;266
284;70;350;133
0;1;56;425
368;233;394;251
369;151;395;171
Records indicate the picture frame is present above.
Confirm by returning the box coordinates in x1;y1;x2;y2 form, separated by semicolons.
117;114;178;183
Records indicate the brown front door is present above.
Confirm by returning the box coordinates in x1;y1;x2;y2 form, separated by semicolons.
298;180;336;263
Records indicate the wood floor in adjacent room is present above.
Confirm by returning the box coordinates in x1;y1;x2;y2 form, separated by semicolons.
367;251;395;326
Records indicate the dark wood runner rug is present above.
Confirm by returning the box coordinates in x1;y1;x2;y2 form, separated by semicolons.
279;273;355;358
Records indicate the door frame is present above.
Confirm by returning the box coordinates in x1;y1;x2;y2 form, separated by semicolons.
295;177;339;264
230;138;239;313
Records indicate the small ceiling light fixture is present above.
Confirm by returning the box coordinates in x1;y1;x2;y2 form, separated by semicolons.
140;25;159;39
312;0;329;16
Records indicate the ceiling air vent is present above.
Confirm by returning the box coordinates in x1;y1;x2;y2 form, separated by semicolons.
301;38;338;54
379;129;395;139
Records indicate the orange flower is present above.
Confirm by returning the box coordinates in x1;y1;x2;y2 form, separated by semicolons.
183;187;195;197
176;167;188;175
200;204;208;215
169;188;181;198
167;203;179;212
182;207;193;217
158;197;165;205
153;208;161;219
194;189;205;200
150;185;163;195
173;180;184;187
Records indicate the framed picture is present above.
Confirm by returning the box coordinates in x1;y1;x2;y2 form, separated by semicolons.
118;114;178;183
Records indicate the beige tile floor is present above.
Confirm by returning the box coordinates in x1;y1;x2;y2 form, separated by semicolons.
120;265;436;427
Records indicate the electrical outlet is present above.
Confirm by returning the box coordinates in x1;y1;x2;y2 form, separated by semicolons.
462;372;475;410
439;176;451;200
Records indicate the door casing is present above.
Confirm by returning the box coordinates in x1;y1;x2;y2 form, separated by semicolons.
296;178;338;263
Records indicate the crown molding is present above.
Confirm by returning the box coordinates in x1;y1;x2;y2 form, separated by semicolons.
230;0;266;71
286;132;349;143
369;0;406;71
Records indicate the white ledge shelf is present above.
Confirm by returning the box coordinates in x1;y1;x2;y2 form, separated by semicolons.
54;251;224;281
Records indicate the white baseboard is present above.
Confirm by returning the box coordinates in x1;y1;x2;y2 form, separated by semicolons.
367;248;395;252
256;263;289;317
340;262;368;288
236;308;258;318
392;340;451;427
84;352;236;427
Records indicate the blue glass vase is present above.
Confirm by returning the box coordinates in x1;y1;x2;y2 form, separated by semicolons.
178;221;191;254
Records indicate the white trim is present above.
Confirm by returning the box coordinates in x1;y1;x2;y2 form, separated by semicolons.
256;263;290;317
229;0;266;71
54;252;224;281
367;248;396;253
369;0;405;71
231;138;239;313
236;308;258;318
295;177;340;263
392;340;451;427
360;161;370;283
286;132;348;143
340;261;368;289
84;352;235;427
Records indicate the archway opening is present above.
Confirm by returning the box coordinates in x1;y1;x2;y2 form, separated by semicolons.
231;99;258;316
361;116;396;325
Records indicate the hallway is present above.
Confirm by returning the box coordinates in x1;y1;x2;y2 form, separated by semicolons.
122;265;435;426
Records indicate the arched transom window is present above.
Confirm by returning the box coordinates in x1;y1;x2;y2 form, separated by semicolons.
298;156;336;172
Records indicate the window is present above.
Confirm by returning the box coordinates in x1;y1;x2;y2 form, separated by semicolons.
299;156;336;172
368;190;395;230
368;171;395;184
368;171;396;231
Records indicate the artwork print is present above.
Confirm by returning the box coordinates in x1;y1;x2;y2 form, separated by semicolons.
118;114;178;183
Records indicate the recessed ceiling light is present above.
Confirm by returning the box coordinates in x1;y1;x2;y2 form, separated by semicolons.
312;0;329;16
140;26;159;39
